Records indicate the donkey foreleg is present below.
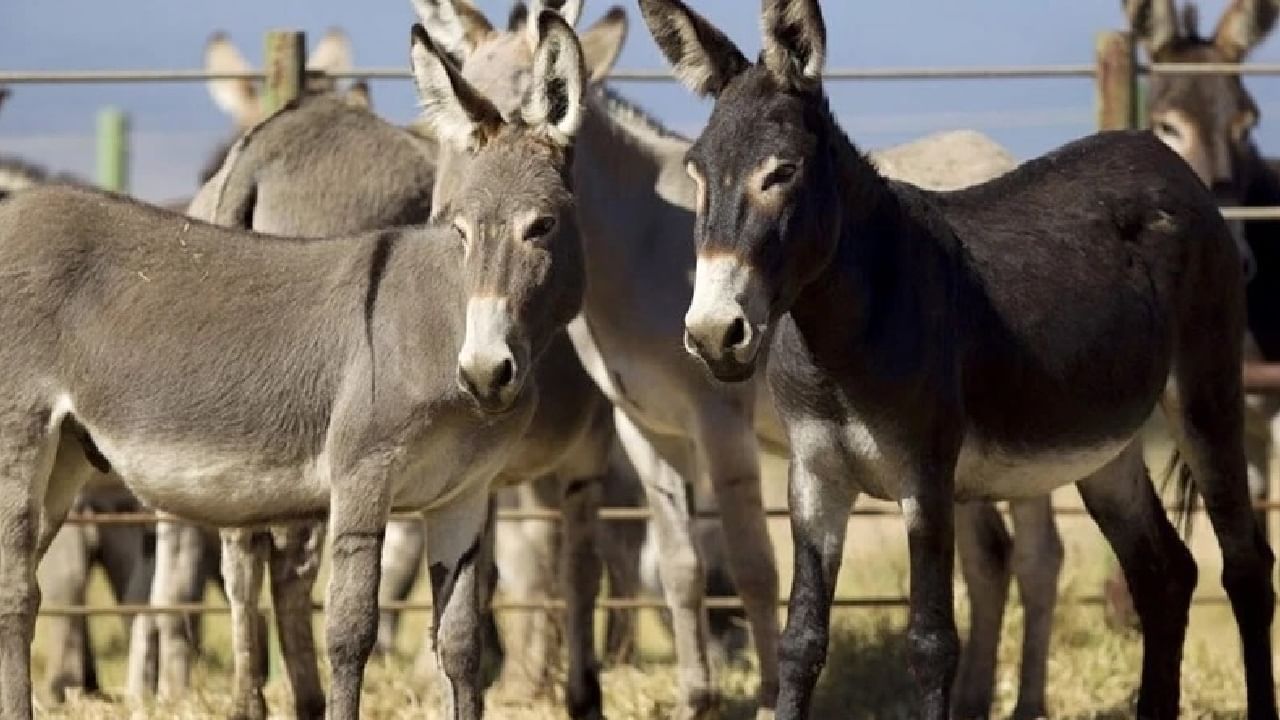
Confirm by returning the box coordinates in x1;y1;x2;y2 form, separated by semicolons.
952;501;1011;720
776;458;856;720
426;488;493;720
902;463;961;720
325;471;391;720
221;528;270;720
268;522;326;720
615;408;715;719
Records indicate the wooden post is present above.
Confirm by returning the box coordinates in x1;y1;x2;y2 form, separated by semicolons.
95;107;129;192
1095;30;1138;131
262;30;306;115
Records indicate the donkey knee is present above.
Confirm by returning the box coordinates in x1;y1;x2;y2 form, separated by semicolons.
779;621;829;689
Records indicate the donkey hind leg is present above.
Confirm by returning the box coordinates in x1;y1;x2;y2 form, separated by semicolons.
1008;496;1062;720
952;502;1011;720
695;407;780;717
0;405;76;718
775;457;857;720
492;481;560;700
1167;389;1277;716
598;443;645;666
268;522;326;720
1078;440;1196;719
427;488;493;720
150;519;206;699
615;407;716;719
37;519;94;702
221;527;270;720
378;518;425;658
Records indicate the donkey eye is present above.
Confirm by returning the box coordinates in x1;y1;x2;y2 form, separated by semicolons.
1154;121;1182;140
762;162;799;191
524;216;557;241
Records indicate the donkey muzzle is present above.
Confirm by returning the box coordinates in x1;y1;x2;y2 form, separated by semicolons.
684;255;766;382
458;296;524;414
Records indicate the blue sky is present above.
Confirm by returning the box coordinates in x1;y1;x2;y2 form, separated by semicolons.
3;1;1280;201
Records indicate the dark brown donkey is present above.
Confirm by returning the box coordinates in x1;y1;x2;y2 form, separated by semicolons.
639;0;1278;718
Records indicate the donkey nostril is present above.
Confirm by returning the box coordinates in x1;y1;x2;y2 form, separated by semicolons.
723;317;748;351
494;357;515;389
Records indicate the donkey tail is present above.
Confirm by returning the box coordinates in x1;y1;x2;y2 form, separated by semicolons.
1160;448;1198;540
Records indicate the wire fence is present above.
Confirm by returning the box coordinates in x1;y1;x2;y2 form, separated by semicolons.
7;51;1280;619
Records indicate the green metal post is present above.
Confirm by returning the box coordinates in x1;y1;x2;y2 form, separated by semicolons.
95;107;129;192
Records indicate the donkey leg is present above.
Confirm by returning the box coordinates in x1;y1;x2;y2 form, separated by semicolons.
426;489;492;720
152;519;204;699
951;501;1010;720
221;527;269;720
776;457;856;720
615;408;715;719
1008;496;1062;720
37;520;92;703
492;482;559;699
378;518;425;657
696;409;780;717
560;469;608;720
268;522;326;720
1076;440;1194;719
325;473;391;720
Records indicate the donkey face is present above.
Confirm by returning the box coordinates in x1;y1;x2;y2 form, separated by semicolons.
412;13;587;414
1128;0;1276;193
641;0;835;381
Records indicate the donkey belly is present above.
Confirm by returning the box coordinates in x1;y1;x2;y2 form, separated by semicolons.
92;436;331;526
953;437;1132;501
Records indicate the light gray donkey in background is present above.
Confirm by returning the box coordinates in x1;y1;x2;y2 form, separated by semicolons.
422;2;1064;717
0;15;589;720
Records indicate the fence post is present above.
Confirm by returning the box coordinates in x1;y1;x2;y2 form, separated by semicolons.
262;30;306;115
1095;30;1138;131
95;106;129;192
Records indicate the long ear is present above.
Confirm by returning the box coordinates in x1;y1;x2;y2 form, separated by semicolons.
522;12;587;147
508;2;530;31
761;0;826;88
526;0;584;50
345;79;373;110
410;23;504;152
1125;0;1181;57
204;32;261;128
306;28;353;92
638;0;748;97
412;0;493;65
1215;0;1280;61
579;7;628;83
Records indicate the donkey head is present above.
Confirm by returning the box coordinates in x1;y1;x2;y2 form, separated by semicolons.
641;0;837;382
411;0;626;122
411;13;588;414
204;28;358;132
1127;0;1277;193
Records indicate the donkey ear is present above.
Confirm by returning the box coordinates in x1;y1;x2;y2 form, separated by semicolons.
411;0;494;65
508;2;530;31
638;0;748;97
761;0;826;87
410;23;504;152
522;12;587;147
306;28;353;93
526;0;584;50
580;7;628;83
204;32;261;129
1214;0;1280;61
345;80;373;110
1125;0;1181;57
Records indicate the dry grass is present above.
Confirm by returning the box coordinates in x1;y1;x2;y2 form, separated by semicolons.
34;426;1267;718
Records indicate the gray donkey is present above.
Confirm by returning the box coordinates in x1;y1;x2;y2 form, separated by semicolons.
0;15;589;720
641;1;1275;719
424;1;1065;717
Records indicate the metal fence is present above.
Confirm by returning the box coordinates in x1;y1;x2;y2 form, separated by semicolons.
6;30;1280;618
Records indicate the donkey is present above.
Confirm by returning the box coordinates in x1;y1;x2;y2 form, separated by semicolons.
0;15;588;720
640;1;1278;719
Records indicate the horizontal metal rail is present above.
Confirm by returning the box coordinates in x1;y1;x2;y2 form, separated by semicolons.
37;593;1232;617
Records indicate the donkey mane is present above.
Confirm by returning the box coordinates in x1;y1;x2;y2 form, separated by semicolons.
594;85;689;146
